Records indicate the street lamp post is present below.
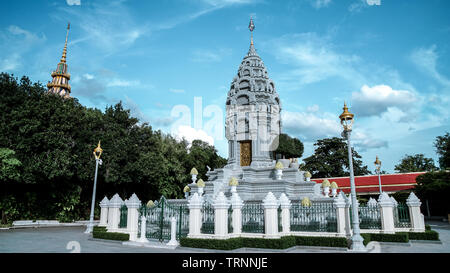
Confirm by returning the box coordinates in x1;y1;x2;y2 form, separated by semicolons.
85;141;103;234
374;155;382;194
339;103;365;251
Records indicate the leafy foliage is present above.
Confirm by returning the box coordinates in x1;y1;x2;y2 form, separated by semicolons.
394;154;437;173
302;137;370;178
414;171;450;216
274;133;304;159
434;132;450;170
0;73;226;223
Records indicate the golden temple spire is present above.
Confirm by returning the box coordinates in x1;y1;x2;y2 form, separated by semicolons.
60;22;70;63
47;23;72;98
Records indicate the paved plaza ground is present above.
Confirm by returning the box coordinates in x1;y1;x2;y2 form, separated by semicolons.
0;221;449;253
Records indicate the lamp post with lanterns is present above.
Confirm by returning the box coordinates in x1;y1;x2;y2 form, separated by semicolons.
339;103;365;251
374;155;382;194
85;141;103;234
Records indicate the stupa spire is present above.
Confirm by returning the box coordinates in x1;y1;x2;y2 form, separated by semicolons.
60;22;70;63
47;23;72;99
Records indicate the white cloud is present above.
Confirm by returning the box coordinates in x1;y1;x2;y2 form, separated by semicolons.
272;33;365;87
66;0;81;6
83;73;94;80
282;110;341;141
169;88;186;94
310;0;332;9
201;0;255;7
0;53;20;71
191;48;232;63
410;45;450;88
174;125;215;146
351;84;418;118
107;78;140;87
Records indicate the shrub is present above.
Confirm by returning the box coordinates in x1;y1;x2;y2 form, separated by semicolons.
180;236;348;250
294;236;348;248
92;226;129;241
361;233;409;245
408;230;439;241
180;237;242;250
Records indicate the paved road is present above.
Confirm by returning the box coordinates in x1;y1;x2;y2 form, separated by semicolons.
0;221;449;253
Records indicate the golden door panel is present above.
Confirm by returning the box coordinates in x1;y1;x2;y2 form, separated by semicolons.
240;141;252;166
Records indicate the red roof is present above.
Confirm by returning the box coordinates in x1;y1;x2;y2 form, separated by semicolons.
311;172;425;195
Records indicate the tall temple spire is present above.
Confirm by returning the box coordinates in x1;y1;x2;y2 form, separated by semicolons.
47;23;72;99
60;22;70;63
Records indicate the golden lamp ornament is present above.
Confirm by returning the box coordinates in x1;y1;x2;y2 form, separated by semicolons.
93;141;103;160
339;102;354;131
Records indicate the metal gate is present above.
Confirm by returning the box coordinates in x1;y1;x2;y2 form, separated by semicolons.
138;196;189;242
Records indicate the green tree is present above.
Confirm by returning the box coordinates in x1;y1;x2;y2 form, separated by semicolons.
434;132;450;170
415;171;450;216
0;72;230;221
274;133;304;159
394;154;437;173
0;148;22;224
302;137;370;178
0;148;22;182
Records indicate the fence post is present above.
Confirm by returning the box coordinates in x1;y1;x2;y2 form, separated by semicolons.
125;193;141;241
278;193;291;234
213;192;230;239
263;192;280;238
107;194;123;232
99;197;109;227
230;190;243;235
406;192;425;232
137;212;149;243
167;217;179;247
188;193;203;238
378;192;395;234
334;192;347;236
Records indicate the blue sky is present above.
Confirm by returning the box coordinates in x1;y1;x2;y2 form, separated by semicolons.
1;0;450;173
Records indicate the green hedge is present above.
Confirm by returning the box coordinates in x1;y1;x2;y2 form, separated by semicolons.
361;233;409;246
180;236;348;250
92;226;129;241
408;230;439;241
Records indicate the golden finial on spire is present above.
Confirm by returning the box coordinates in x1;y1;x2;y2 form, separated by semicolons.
61;22;70;63
248;17;255;46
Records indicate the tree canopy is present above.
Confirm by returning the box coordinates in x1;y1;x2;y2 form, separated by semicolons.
302;137;370;178
274;133;304;159
0;73;226;224
394;154;437;173
434;132;450;170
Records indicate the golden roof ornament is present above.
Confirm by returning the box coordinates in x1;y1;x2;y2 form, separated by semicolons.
304;171;312;178
197;179;205;188
275;161;284;170
190;168;198;175
93;141;103;160
330;181;338;189
301;197;312;207
322;179;331;188
229;177;239;186
146;200;155;208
